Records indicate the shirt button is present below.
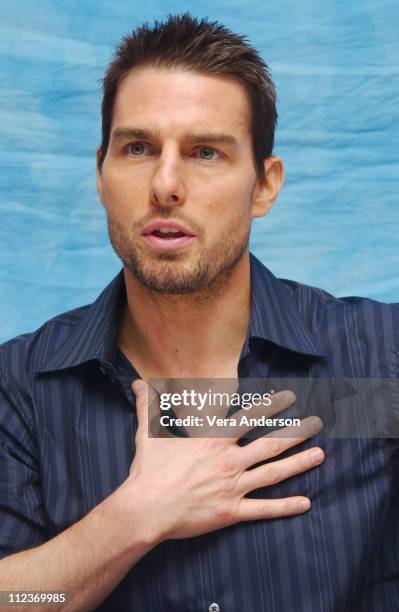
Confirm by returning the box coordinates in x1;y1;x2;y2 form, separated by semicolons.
208;604;220;612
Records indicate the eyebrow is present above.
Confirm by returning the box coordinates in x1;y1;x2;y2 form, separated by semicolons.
111;127;238;147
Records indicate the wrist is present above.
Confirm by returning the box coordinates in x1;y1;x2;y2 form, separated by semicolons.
98;478;166;551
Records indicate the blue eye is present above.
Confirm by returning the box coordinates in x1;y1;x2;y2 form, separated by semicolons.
197;147;219;160
127;142;147;156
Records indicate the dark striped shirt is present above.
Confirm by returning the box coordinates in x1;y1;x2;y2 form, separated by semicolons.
1;253;398;611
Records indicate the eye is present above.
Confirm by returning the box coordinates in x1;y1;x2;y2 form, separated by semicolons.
194;147;221;161
126;142;150;156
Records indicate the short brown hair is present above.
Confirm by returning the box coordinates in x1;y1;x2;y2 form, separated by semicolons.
99;13;277;180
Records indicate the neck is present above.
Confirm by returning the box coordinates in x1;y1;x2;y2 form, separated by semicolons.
117;252;251;379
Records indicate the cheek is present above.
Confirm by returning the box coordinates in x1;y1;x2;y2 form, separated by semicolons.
195;174;254;218
101;165;150;214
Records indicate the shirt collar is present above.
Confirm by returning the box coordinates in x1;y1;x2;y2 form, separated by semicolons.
38;253;325;373
247;253;326;357
37;270;126;373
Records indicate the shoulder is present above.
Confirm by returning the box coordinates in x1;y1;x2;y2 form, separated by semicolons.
0;304;92;446
280;276;399;376
250;253;398;375
0;304;90;391
280;274;397;322
0;268;125;389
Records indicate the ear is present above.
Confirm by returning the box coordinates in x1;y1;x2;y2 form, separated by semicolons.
251;155;285;218
96;146;106;205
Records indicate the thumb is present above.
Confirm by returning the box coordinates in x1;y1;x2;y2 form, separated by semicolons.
132;379;174;439
132;379;149;431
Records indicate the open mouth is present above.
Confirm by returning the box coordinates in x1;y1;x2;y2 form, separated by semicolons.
151;228;187;239
142;222;197;250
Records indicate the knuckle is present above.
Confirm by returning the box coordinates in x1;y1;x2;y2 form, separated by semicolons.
204;438;223;453
302;454;313;469
266;439;280;455
257;503;272;519
219;453;236;475
277;498;296;515
221;477;237;497
290;498;304;513
264;465;279;484
218;506;235;524
283;500;296;514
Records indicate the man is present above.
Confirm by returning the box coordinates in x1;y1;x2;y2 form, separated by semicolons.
0;13;398;612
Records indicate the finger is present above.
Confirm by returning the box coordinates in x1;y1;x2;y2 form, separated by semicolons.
237;447;324;495
132;379;149;438
232;390;296;440
267;415;323;439
236;496;312;522
238;416;323;469
133;380;177;439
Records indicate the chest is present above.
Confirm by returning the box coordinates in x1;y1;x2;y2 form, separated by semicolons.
34;364;399;611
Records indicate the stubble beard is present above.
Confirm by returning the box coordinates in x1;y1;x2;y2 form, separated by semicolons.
106;210;251;300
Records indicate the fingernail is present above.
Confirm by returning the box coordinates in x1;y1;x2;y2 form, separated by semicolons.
311;417;323;433
298;499;311;512
310;449;324;464
132;379;146;394
283;390;296;404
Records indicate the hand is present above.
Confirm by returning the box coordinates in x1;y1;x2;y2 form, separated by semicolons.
124;379;324;542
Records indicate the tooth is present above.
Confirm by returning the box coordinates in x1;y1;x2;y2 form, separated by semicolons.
159;228;180;233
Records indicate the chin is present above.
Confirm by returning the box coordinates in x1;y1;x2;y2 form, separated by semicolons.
132;259;209;294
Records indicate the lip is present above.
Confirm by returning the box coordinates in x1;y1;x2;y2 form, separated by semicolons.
141;219;197;237
143;233;197;250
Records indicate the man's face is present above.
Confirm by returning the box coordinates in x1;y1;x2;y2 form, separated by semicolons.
97;66;270;294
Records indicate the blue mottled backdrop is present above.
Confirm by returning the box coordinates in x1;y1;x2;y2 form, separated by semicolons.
1;1;398;342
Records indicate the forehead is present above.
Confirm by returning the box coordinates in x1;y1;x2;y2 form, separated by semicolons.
111;66;251;139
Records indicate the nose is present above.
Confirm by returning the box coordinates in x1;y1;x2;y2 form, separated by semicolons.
150;147;186;208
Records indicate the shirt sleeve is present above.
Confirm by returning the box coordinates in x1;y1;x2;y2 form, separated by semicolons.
0;371;49;559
